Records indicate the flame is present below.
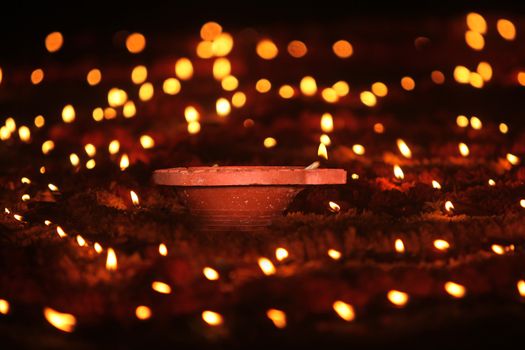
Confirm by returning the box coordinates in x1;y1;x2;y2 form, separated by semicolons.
43;307;76;332
120;154;129;171
22;194;30;201
108;140;120;155
61;104;76;123
320;134;331;146
320;113;334;133
131;65;148;84
44;220;51;226
106;248;117;271
202;310;223;326
432;180;442;189
321;88;339;103
506;153;519;165
42;140;55;154
266;309;286;328
318;143;328;160
211;32;234;56
56;226;67;238
13;214;23;222
48;183;59;192
521;199;525;208
86;159;96;170
92;107;104;121
454;66;470;84
517;280;525;297
352;144;365;155
299;76;317;96
393;165;404;180
184;106;200;123
470;117;482;131
84;144;96;157
275;247;289;261
69;153;80;167
139;82;154;101
277;83;292;98
466;12;487;33
431;70;445;84
158;243;168;256
499;123;509;134
458;142;469;157
488;179;496;186
0;299;9;314
216;98;231;117
395;238;405;253
151;281;172;294
360;91;377;107
491;244;514;255
263;137;277;148
18;126;31;142
258;257;276;276
332;300;355;321
328;249;342;260
444;281;466;298
21;177;31;184
351;173;359;180
187;121;201;134
5;208;10;214
396;139;412;158
465;30;485;50
444;200;454;212
175;58;193;80
135;305;152;320
387;290;409;307
203;267;220;280
129;190;139;206
434;239;450;251
76;235;86;247
94;242;103;253
328;201;341;213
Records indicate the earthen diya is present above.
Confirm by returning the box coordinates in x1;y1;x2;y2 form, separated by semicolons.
153;166;347;231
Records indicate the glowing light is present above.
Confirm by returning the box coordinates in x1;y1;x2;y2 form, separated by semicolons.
130;191;139;206
329;201;341;213
256;39;278;60
84;143;96;157
139;82;154;101
456;115;469;127
488;179;496;186
517;280;525;297
196;41;213;58
470;116;482;129
432;180;442;189
400;76;415;91
140;135;155;149
275;247;289;261
104;107;117;120
187;121;201;134
172;58;193;81
497;19;516;40
216;98;231;117
92;108;103;122
518;72;525;86
287;40;307;58
332;81;349;96
13;214;23;222
211;32;233;56
221;75;239;91
231;91;246;108
520;199;525;208
278;85;294;99
202;311;223;326
477;62;492;82
62;104;75;123
466;12;487;33
86;68;101;86
5;117;16;132
107;88;128;107
21;194;30;201
56;226;67;238
158;243;168;256
68;153;80;167
200;21;222;41
299;76;317;96
332;40;353;58
126;33;146;54
120;154;129;171
203;267;220;281
21;177;31;184
396;139;412;158
360;91;376;106
371;82;388;97
131;65;147;84
387;290;409;307
33;115;44;128
465;31;485;50
320;134;331;146
318;143;328;160
213;58;231;80
321;113;334;133
0;299;9;314
469;72;484;88
321;88;338;103
491;244;514;255
94;243;103;253
434;239;450;251
106;248;117;271
445;200;454;212
506;153;519;165
499;123;508;134
45;32;64;52
454;66;470;84
393;165;404;180
328;249;342;260
108;140;120;154
263;137;277;148
444;281;466;298
151;281;171;294
184;106;200;123
395;239;405;253
431;70;445;84
332;301;355;321
43;307;76;333
123;101;136;118
48;183;59;192
135;306;152;320
18;126;30;142
458;142;469;157
76;235;86;247
255;78;272;93
258;257;276;276
85;159;95;169
374;123;384;133
351;173;359;180
31;68;44;85
267;309;286;328
0;126;10;141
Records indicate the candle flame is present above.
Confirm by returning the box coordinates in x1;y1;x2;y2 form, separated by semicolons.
387;290;409;307
488;179;496;186
266;309;287;328
275;247;289;261
158;243;168;256
43;307;76;332
151;281;172;294
130;190;139;206
135;305;152;320
94;242;103;253
520;199;525;208
458;142;469;157
445;201;454;212
352;144;365;155
203;267;220;281
393;165;404;180
444;281;466;298
328;201;341;213
56;226;67;238
491;244;514;255
317;143;328;160
506;153;520;165
327;249;342;260
13;214;23;222
320;113;334;133
48;183;59;192
202;310;223;326
106;248;117;271
432;180;441;189
517;280;525;297
434;239;450;251
119;154;129;171
332;300;355;321
76;235;86;247
396;139;412;158
258;257;276;276
108;140;120;154
395;238;405;253
0;299;9;314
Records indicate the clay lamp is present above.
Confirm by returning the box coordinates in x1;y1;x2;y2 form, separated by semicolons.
153;166;347;231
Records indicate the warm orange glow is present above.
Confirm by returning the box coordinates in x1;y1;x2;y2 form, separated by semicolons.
45;32;64;52
0;299;9;315
360;91;377;106
400;76;415;91
287;40;307;58
126;33;146;54
371;82;388;97
520;199;525;208
86;68;102;86
231;91;247;108
139;82;154;101
395;238;405;253
256;39;279;60
431;70;445;84
104;107;117;120
13;214;23;222
432;180;442;189
187;121;201;134
491;244;514;255
120;154;130;171
456;115;469;128
200;21;222;41
275;247;289;261
332;40;353;58
332;81;349;96
213;58;231;80
34;115;45;128
506;153;519;165
174;58;193;80
5;117;16;132
267;309;286;328
202;310;223;326
48;183;59;192
94;242;103;254
221;75;239;91
130;190;139;206
31;68;44;85
444;281;466;298
263;137;277;148
329;201;341;213
184;106;200;123
299;76;317;96
477;62;492;82
517;280;525;297
278;85;294;99
469;72;484;88
318;143;328;160
76;235;86;247
43;307;76;332
470;116;482;130
466;12;487;33
434;239;450;251
499;123;509;134
393;165;404;180
374;123;384;133
203;267;220;280
161;78;181;95
84;143;96;157
454;66;470;84
151;281;172;294
327;249;342;260
18;126;30;142
396;139;412;158
21;194;30;201
21;177;31;184
135;305;152;320
445;200;455;212
86;159;96;170
106;248;117;271
497;19;516;40
256;78;272;93
62;104;75;123
320;134;331;146
56;226;67;238
488;179;496;186
258;257;276;275
158;243;168;256
458;142;469;157
108;140;120;154
131;65;148;84
140;135;155;149
320;113;334;133
387;290;409;307
333;300;355;321
465;31;485;50
321;88;339;103
107;88;128;107
216;98;231;117
518;72;525;86
211;32;234;56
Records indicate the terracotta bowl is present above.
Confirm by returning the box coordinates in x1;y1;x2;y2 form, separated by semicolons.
153;166;347;231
